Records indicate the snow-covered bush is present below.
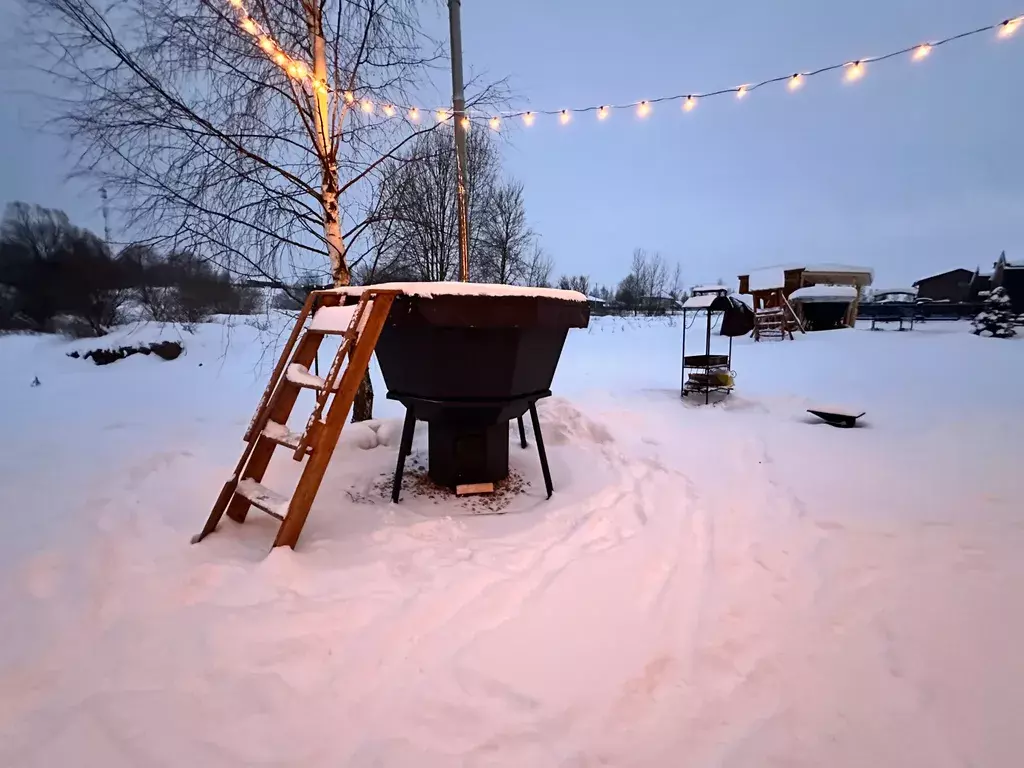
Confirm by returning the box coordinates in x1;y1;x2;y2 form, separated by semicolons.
972;287;1016;338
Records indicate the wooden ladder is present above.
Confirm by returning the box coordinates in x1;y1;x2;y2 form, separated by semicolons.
192;287;401;550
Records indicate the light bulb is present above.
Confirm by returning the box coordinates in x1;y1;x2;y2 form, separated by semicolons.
736;85;748;99
788;73;803;91
343;91;355;104
460;116;470;130
408;107;420;122
637;101;651;118
312;80;327;94
844;61;865;82
436;108;450;123
383;104;395;117
274;52;288;67
523;111;535;126
683;95;696;112
228;0;243;8
258;37;276;55
912;44;932;60
241;18;258;35
597;105;609;120
361;98;374;113
998;17;1021;38
489;116;500;130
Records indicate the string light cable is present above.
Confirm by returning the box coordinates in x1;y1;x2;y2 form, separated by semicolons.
222;5;1023;128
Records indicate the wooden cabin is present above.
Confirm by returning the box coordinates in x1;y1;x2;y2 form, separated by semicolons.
737;263;874;330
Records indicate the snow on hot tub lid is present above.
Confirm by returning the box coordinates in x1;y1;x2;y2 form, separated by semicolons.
330;282;587;302
789;285;858;303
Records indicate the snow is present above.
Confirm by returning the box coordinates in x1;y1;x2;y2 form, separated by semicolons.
689;284;729;295
747;267;786;291
331;281;587;302
285;362;331;390
309;304;357;333
681;293;721;309
2;315;1024;765
789;284;859;302
585;295;607;303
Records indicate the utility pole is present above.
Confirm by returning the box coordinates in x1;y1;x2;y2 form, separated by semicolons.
100;186;111;244
448;0;470;282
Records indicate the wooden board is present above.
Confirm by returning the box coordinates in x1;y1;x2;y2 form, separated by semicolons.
456;482;495;496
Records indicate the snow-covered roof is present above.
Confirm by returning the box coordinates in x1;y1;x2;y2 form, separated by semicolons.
585;295;607;304
747;268;785;291
330;282;587;302
872;288;917;297
682;294;721;309
742;263;874;280
789;285;858;302
690;285;729;295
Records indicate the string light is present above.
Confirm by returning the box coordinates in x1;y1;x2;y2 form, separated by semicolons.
637;100;651;117
460;116;471;130
683;95;697;112
361;98;374;113
559;109;571;124
912;43;932;60
597;105;609;120
273;51;288;67
436;108;450;123
228;0;242;7
999;17;1022;38
844;60;865;82
343;91;355;104
240;17;257;35
736;85;748;99
408;107;420;122
523;111;535;126
489;116;501;130
788;73;804;91
383;104;396;117
258;36;276;55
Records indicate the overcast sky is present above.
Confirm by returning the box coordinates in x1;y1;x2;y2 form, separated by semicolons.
2;0;1023;289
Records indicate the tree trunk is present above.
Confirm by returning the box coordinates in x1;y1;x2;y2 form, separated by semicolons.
308;5;369;420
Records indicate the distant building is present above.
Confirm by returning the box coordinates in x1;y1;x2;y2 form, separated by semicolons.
992;252;1024;313
968;269;992;301
736;263;873;331
912;268;973;302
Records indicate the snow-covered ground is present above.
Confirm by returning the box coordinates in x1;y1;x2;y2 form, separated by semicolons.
1;315;1022;766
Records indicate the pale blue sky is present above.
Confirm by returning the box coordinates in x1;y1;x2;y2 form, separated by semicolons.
2;0;1023;288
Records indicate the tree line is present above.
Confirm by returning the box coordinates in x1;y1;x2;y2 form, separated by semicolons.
0;202;258;335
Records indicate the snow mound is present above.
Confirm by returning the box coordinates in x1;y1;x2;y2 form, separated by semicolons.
539;397;615;446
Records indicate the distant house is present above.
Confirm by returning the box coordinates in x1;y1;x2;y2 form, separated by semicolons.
968;269;992;301
912;269;973;302
640;295;682;313
992;252;1024;313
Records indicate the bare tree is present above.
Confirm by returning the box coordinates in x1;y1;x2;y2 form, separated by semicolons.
521;244;553;288
25;0;502;417
375;125;501;281
557;274;591;295
476;180;532;285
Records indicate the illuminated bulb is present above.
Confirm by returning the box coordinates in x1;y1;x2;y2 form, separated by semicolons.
998;17;1021;38
383;104;396;117
436;108;450;123
228;0;242;8
912;44;931;60
343;90;355;104
460;116;470;130
258;37;276;55
361;98;374;113
683;95;696;112
844;61;865;82
637;101;651;118
736;85;748;99
312;80;328;94
408;107;420;122
241;17;258;34
788;73;803;91
489;116;500;131
274;52;288;67
559;109;571;125
597;105;609;120
522;111;535;126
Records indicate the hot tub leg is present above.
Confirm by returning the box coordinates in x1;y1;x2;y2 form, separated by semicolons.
517;414;528;449
529;402;553;499
392;406;417;503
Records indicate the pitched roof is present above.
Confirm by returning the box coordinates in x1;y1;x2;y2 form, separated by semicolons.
912;268;973;286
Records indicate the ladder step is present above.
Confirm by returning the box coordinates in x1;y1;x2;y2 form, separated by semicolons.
262;420;303;450
235;478;290;521
309;305;358;335
285;363;336;391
